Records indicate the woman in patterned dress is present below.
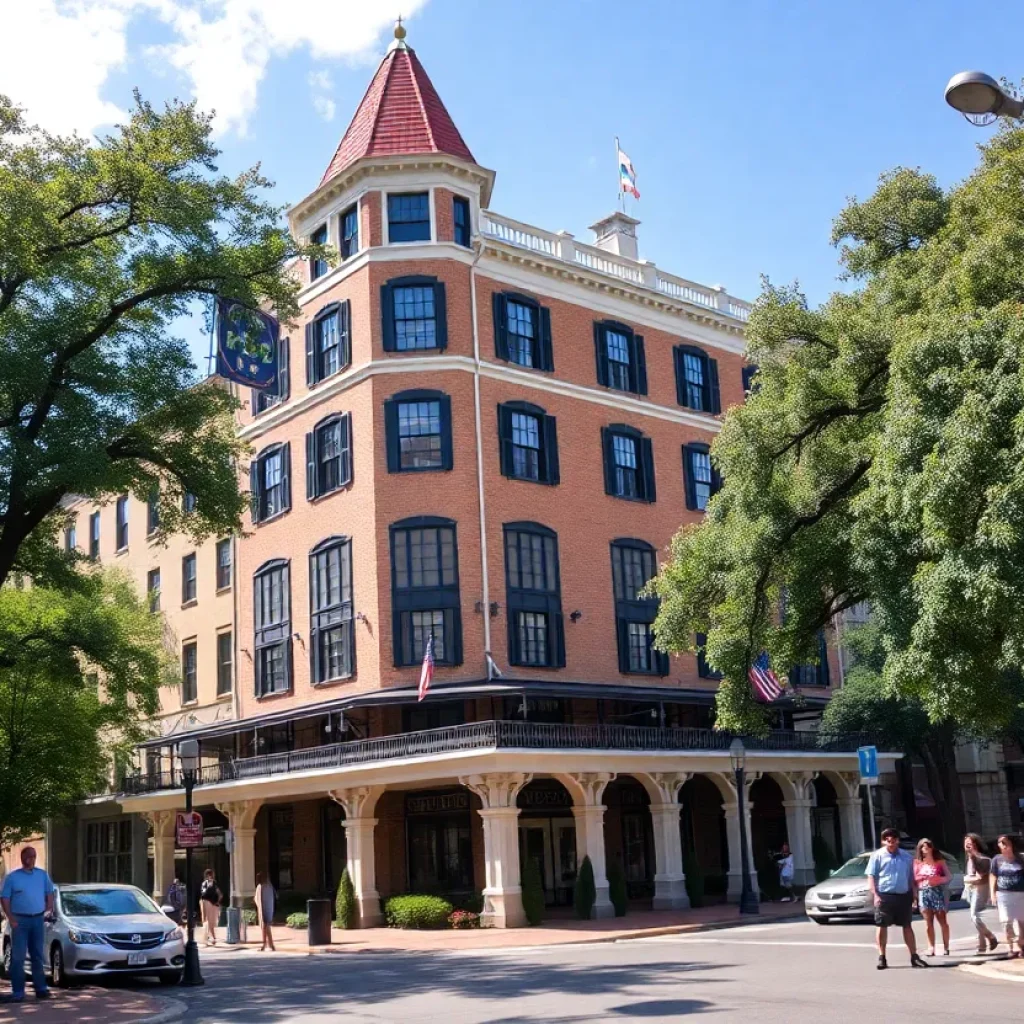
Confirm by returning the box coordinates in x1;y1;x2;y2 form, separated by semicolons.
914;839;951;956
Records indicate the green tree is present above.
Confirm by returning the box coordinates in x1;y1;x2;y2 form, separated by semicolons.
650;127;1024;737
573;855;596;920
0;571;169;846
520;856;545;926
335;868;357;929
607;861;628;917
0;91;318;592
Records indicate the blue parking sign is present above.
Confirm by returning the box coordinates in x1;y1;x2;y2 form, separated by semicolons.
858;745;878;784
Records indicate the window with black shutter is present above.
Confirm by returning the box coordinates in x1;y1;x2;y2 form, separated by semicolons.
181;552;197;604
453;196;470;247
695;632;722;679
216;538;232;590
306;413;352;499
790;630;831;687
250;443;292;523
384;390;453;472
115;495;129;550
602;425;656;502
504;523;565;668
89;512;100;559
611;539;668;676
492;292;553;371
216;630;233;696
594;320;646;395
674;345;721;413
309;536;355;684
65;524;77;552
340;203;359;260
147;568;160;612
497;401;559;484
683;442;721;511
254;559;292;696
253;337;290;414
390;517;462;667
181;641;198;703
305;301;350;385
381;275;447;352
310;223;329;280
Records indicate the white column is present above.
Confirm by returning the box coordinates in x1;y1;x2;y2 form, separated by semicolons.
647;773;690;911
569;772;615;919
838;797;866;858
217;800;262;908
782;799;816;887
146;811;175;903
331;787;384;928
723;800;754;903
461;773;531;928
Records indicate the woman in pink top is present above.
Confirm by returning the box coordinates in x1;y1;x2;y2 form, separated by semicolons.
915;839;952;956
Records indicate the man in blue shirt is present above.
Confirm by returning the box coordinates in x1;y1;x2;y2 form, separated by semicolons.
0;847;54;1002
866;828;928;971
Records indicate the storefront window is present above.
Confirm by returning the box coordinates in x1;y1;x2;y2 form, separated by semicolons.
85;821;133;883
269;807;295;890
405;791;473;895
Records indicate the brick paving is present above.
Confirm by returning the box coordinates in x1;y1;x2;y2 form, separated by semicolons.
0;987;178;1024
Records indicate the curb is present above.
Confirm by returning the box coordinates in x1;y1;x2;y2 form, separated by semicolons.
140;995;189;1024
959;960;1024;985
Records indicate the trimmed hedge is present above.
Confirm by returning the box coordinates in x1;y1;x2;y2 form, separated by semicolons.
607;861;628;917
335;869;357;930
286;912;309;929
384;895;453;929
574;855;596;919
521;857;545;926
683;852;706;909
275;891;312;923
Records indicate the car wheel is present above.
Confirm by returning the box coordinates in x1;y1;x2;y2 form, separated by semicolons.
51;943;70;988
159;971;182;986
812;917;831;925
1;940;10;979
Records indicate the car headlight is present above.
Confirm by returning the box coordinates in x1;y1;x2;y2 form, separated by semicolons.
847;887;870;897
68;928;102;945
165;928;183;943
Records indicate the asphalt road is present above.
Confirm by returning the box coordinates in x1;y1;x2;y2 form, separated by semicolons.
164;907;1024;1022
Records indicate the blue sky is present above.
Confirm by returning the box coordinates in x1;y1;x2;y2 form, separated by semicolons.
5;1;1023;369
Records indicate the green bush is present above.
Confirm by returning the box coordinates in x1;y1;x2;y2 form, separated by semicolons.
275;891;311;923
683;852;706;909
607;862;628;917
335;869;357;930
460;893;484;914
383;895;453;929
574;855;596;920
285;912;309;929
521;857;545;926
242;909;258;926
812;834;839;883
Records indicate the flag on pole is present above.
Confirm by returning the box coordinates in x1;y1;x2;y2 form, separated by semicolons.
215;297;280;390
618;146;640;199
748;652;784;702
417;634;435;702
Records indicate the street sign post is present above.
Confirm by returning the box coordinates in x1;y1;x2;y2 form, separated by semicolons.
857;746;878;849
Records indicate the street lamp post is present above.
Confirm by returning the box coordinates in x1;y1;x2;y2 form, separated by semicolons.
729;737;760;916
179;739;204;987
945;70;1024;125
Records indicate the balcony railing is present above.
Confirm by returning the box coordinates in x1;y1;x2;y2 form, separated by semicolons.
121;721;874;796
479;211;752;323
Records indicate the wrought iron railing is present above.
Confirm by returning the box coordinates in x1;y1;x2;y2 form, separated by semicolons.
120;721;874;795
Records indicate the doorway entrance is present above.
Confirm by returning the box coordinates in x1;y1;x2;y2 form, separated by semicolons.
518;817;577;906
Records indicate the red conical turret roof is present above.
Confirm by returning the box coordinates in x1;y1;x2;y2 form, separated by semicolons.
320;31;475;187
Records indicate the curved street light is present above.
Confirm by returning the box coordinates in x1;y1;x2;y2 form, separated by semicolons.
945;70;1024;125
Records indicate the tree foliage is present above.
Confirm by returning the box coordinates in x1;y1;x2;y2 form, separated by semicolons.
0;570;170;846
0;90;317;591
651;128;1024;736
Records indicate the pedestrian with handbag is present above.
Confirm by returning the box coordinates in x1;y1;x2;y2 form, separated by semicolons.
199;868;222;946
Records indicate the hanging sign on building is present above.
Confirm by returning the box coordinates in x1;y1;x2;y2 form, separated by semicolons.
215;297;280;390
175;810;204;848
405;791;470;815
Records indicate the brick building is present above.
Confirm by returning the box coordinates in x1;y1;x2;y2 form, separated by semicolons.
106;23;884;927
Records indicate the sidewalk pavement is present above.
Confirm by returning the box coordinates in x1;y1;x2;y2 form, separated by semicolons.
960;952;1024;984
209;899;806;955
0;988;182;1024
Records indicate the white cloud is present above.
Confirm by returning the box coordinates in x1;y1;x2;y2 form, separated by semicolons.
0;0;429;138
308;70;336;122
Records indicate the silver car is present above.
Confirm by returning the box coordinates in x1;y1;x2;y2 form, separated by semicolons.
1;883;185;986
805;850;964;924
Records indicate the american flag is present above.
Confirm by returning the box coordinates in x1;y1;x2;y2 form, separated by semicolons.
748;651;784;702
417;634;435;702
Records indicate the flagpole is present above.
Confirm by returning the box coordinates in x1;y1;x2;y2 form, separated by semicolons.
206;295;217;379
615;136;624;213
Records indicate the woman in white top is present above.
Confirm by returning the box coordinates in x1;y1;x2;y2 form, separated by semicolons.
990;834;1024;959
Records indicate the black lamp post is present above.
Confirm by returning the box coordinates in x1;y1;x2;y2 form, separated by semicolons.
179;739;204;987
730;737;760;916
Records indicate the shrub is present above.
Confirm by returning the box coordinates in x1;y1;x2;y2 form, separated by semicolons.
521;857;545;926
459;893;484;914
607;862;628;917
574;855;596;920
286;912;309;930
335;869;357;930
683;852;706;909
812;834;839;883
384;895;453;930
275;891;311;923
449;909;480;929
242;909;258;926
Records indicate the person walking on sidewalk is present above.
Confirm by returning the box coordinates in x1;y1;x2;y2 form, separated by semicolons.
866;828;928;971
914;839;951;956
166;877;187;925
990;834;1024;959
0;847;53;1003
254;873;276;952
963;833;999;954
199;868;221;947
775;843;796;902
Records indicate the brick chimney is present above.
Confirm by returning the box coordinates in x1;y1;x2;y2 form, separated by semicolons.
590;212;640;261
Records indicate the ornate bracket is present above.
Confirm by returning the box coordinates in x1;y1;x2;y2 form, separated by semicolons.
459;772;532;809
329;785;384;819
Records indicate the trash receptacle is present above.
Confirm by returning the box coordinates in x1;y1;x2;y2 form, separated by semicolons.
307;898;332;946
225;905;242;944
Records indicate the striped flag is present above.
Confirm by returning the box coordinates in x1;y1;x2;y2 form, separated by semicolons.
618;146;640;199
417;634;435;702
748;652;784;702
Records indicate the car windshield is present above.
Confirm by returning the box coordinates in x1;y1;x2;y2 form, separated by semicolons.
829;854;871;879
60;888;160;917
